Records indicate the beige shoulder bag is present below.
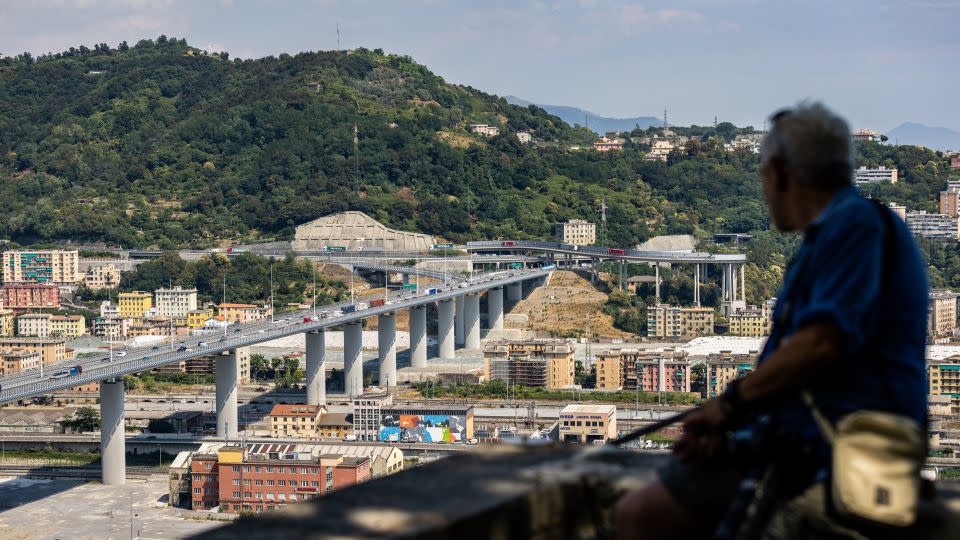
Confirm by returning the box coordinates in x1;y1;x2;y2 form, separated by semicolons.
802;391;925;527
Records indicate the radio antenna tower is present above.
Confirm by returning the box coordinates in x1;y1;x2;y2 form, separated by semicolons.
663;108;668;130
337;23;341;51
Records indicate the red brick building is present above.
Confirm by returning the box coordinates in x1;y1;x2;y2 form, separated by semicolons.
190;443;371;513
2;283;60;311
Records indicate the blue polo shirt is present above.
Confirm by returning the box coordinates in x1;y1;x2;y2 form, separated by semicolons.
758;185;928;442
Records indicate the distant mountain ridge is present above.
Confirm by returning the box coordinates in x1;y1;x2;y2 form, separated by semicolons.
886;122;960;151
505;95;661;134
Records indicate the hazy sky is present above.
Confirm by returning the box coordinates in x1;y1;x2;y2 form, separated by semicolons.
2;0;957;131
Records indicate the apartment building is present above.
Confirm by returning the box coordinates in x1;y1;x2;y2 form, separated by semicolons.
928;290;959;339
0;309;14;336
592;136;625;152
2;250;80;284
727;299;776;337
154;348;251;384
0;349;41;375
51;315;85;338
906;211;960;241
352;390;393;442
646;305;715;339
82;264;121;290
1;283;60;311
853;166;898;185
941;189;960;218
888;203;907;221
555;219;596;246
118;291;153;318
851;129;883;143
558;404;617;444
0;337;68;366
644;140;674;162
316;413;354;439
16;313;51;338
155;287;198;320
469;123;500;137
704;350;758;397
928;356;960;415
482;339;575;389
268;404;325;438
187;308;214;329
216;303;272;324
190;443;372;513
594;349;691;392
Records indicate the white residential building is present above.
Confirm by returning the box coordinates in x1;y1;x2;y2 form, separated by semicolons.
516;131;532;144
154;287;198;320
906;212;960;241
469;123;500;137
853;166;898;185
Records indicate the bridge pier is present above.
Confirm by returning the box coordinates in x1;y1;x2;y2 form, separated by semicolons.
378;312;397;386
216;350;239;439
454;296;465;347
464;293;480;349
655;264;660;304
344;321;363;396
305;330;326;406
409;305;427;368
507;283;522;304
100;379;125;485
438;299;455;360
487;287;504;331
694;264;701;307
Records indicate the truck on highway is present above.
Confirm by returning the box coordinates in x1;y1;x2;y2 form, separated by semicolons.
50;365;83;379
426;288;438;295
370;299;385;308
342;304;357;314
543;264;556;270
359;246;384;252
324;246;347;251
608;248;625;255
501;241;516;247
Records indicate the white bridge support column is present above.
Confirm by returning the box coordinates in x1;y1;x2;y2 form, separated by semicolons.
409;305;427;368
694;264;701;307
507;282;522;304
655;264;661;304
488;287;504;330
344;321;364;396
454;296;465;347
378;313;397;387
438;299;455;360
100;379;126;485
464;293;481;349
216;350;238;439
305;330;326;406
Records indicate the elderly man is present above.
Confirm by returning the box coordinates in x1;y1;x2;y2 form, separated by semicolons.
615;103;928;538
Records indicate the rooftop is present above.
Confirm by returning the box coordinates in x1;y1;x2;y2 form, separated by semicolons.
268;404;324;417
560;404;617;415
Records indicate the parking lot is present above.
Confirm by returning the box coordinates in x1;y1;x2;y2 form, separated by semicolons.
0;475;227;539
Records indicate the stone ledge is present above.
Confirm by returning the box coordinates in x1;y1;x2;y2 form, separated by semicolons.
192;444;665;540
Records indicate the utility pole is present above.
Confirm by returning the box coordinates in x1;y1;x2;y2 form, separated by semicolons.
269;262;275;322
598;198;607;247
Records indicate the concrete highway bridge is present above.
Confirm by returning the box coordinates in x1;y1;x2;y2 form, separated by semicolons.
0;266;550;485
466;240;749;306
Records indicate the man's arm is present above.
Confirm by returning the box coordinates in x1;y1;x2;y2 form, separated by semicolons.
675;322;845;462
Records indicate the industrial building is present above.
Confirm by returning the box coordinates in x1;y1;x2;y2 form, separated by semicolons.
292;211;436;252
558;404;617;444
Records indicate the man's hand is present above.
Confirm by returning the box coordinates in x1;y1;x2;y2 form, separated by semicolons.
674;398;734;463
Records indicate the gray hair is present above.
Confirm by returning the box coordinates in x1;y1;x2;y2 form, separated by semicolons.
761;102;854;188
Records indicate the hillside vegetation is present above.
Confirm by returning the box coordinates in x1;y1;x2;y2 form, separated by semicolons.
1;38;958;308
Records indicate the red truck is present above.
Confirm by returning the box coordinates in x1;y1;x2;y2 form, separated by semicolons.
370;299;386;308
608;248;625;255
501;241;516;247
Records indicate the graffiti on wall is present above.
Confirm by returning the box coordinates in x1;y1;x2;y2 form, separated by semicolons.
379;414;466;443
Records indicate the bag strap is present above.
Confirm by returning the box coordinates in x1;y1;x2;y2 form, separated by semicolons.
802;198;899;446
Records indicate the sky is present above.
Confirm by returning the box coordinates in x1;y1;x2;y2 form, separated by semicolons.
1;0;957;131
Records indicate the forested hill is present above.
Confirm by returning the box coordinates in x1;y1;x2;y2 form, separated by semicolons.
0;38;953;256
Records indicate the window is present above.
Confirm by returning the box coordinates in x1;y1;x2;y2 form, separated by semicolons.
233;491;241;498
301;480;309;487
205;463;212;469
256;505;264;512
244;466;252;473
193;487;201;494
266;467;273;473
244;492;252;498
266;479;274;486
256;492;263;499
300;468;308;474
232;466;240;472
277;466;284;474
266;493;275;500
279;493;286;500
289;494;297;501
193;474;201;481
311;468;319;474
311;481;319;487
244;479;252;485
278;480;286;486
232;479;240;486
255;466;262;473
255;479;264;486
204;487;213;494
